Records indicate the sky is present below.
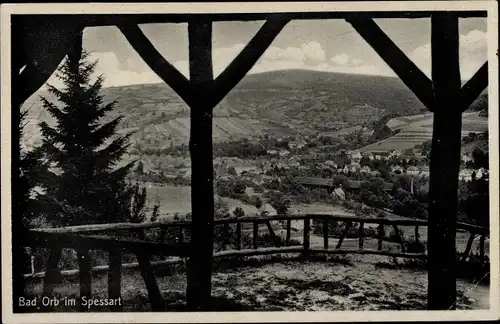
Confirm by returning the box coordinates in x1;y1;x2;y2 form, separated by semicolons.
49;18;487;88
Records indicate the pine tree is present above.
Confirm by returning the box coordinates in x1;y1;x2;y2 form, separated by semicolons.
19;108;53;228
38;48;144;226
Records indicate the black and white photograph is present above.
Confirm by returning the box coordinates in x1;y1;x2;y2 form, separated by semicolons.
1;1;499;323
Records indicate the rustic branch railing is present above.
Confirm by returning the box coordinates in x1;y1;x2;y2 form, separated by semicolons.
24;214;488;311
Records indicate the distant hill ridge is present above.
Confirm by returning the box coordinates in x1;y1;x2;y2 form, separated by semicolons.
22;69;473;151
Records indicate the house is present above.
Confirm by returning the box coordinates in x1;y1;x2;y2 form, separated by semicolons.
362;152;374;160
288;139;307;150
350;162;361;172
360;165;371;174
389;149;402;158
350;150;362;161
279;149;291;157
266;149;278;155
332;187;346;200
419;166;430;178
259;203;277;216
462;154;473;163
324;160;338;168
391;165;404;174
407;166;420;176
476;168;487;179
459;169;474;182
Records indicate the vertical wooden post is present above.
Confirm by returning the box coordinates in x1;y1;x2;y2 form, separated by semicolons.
179;227;184;244
77;249;92;311
479;235;485;262
108;248;122;311
323;218;329;249
185;18;215;311
377;224;384;251
427;13;461;310
42;247;62;297
253;222;259;249
303;218;311;259
286;220;292;246
358;222;365;250
236;222;242;250
222;223;230;248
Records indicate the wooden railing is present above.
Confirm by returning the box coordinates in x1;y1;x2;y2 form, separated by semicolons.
24;214;489;311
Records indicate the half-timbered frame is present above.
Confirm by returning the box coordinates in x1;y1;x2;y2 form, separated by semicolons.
11;10;489;311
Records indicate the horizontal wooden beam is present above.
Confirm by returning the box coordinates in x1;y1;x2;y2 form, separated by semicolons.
211;16;289;107
309;248;427;259
27;231;191;256
460;62;488;112
31;214;488;235
13;11;487;29
117;23;194;106
347;18;434;110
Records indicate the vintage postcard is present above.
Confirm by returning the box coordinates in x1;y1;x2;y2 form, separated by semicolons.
1;1;499;323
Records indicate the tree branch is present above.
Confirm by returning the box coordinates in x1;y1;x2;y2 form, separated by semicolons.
117;23;194;106
347;18;434;111
460;62;488;112
211;16;290;107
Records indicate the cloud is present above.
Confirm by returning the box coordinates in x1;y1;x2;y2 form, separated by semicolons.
44;51;163;89
301;41;326;62
330;54;349;65
408;29;487;79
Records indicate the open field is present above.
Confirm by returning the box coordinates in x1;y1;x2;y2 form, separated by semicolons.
361;112;488;152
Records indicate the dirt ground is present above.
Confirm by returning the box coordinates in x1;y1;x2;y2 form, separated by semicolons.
25;254;489;312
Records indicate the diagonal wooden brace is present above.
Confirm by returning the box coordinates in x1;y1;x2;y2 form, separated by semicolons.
117;23;195;107
347;18;434;111
211;16;290;107
460;62;488;112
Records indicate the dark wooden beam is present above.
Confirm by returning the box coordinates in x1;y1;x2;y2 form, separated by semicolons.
15;11;487;29
117;24;194;105
14;25;82;108
211;16;289;106
185;18;215;311
427;13;461;310
460;62;488;112
347;18;434;110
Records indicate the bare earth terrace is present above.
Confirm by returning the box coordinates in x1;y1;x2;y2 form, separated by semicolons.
24;253;489;312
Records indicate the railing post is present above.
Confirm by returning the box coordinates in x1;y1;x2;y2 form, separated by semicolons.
253;221;259;249
479;235;485;262
303;218;310;259
108;248;122;311
236;221;242;250
377;224;384;251
358;222;365;250
42;247;62;298
460;233;475;263
286;219;291;246
336;222;352;249
136;253;165;311
323;218;329;249
77;248;92;311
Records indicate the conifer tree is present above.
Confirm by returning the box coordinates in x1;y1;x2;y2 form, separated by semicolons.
39;46;147;226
